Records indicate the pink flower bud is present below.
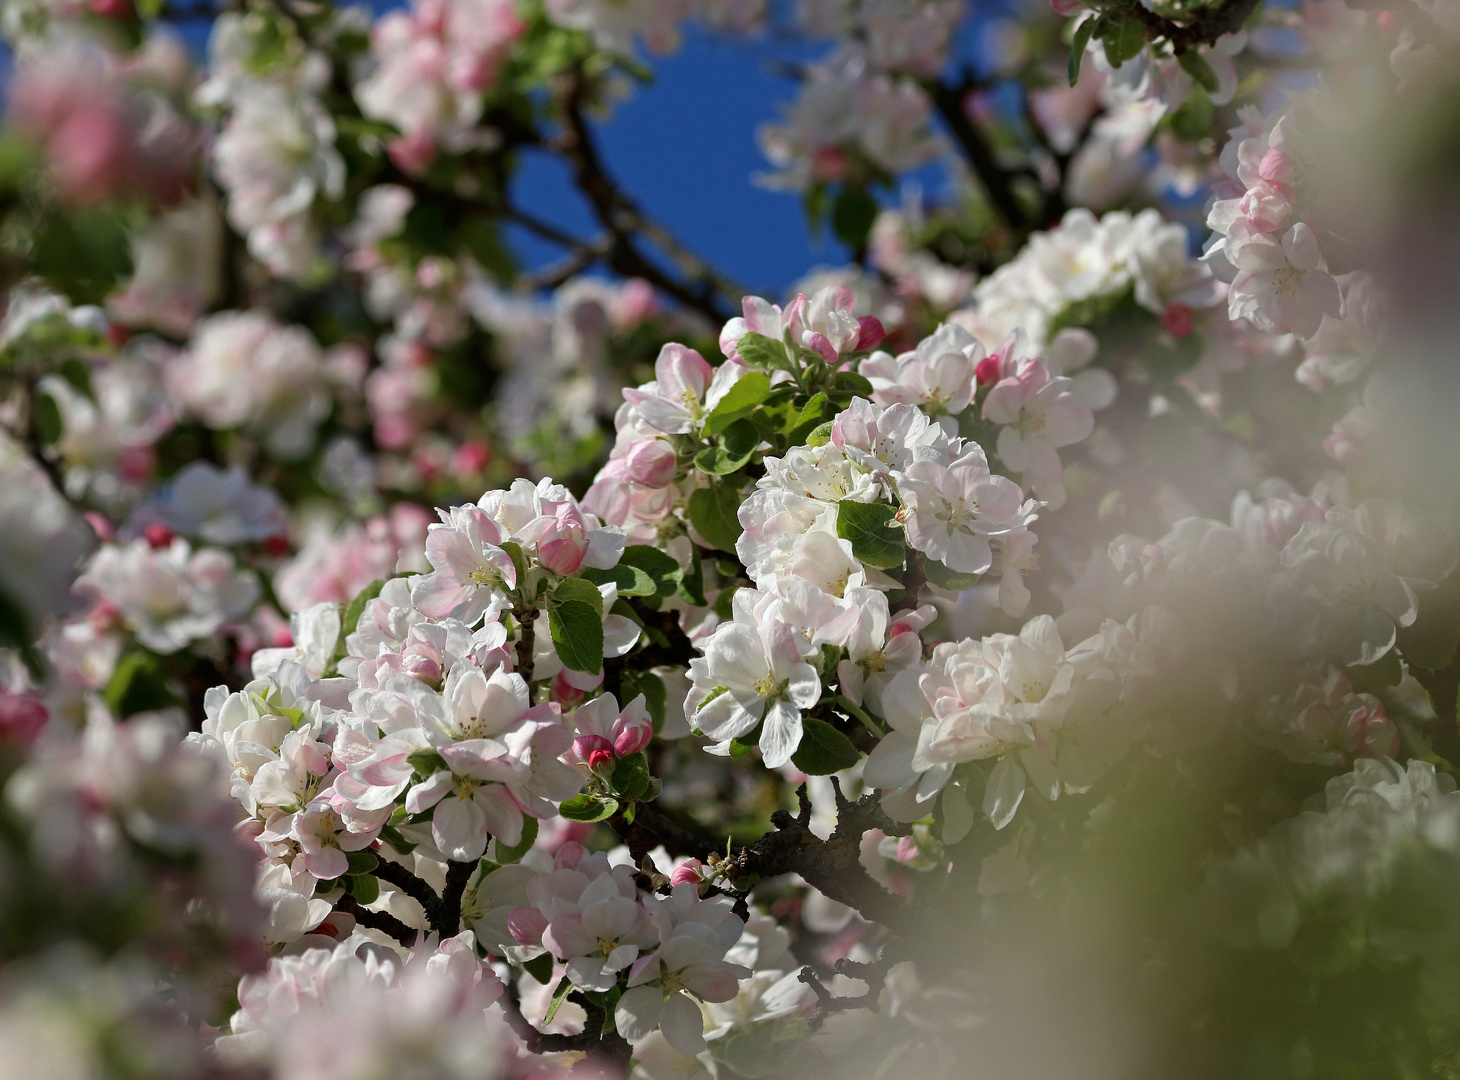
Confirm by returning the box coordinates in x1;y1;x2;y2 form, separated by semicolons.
974;354;1003;386
810;145;848;183
84;512;114;542
573;734;612;766
854;316;886;351
387;131;437;176
554;841;586;869
1161;301;1194;339
507;906;548;947
624;439;677;489
670;859;704;887
117;445;155;483
143;522;175;549
551;669;589;710
611;713;653;758
587;747;614;772
895;836;920;864
451;440;491;479
0;692;48;746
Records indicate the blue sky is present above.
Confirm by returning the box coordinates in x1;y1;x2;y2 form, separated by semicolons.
503;22;962;299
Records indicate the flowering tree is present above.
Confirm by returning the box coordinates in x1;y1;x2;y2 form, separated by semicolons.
2;0;1460;1076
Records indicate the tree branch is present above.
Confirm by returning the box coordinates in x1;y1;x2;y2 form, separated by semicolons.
1122;0;1262;54
337;895;418;948
372;857;443;929
437;859;475;938
553;70;737;324
924;76;1032;232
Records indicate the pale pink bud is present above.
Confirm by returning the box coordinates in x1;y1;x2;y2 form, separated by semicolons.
551;669;589;709
0;692;48;745
387;131;437;176
402;653;441;684
536;521;588;575
1238;180;1293;233
670;858;704;887
554;841;587;869
1161;301;1194;339
84;512;114;542
1347;700;1399;759
1258;148;1294;185
810;146;848;183
895;836;920;864
507;906;548;946
611;713;653;757
624;439;677;488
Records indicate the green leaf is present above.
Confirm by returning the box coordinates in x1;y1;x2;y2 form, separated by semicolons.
341;579;387;639
347;873;380;905
547;578;605;674
786;393;833;445
408;748;448;776
103;650;176;716
836;695;885;736
500;541;529;588
729;337;787;376
609;752;652;800
728;735;757;759
832;188;879;250
830;371;874;398
345;850;380;876
923;559;983;592
702;371;772;436
689;482;745;554
621;670;667;731
836;500;905;569
791;717;862;775
493;816;538;864
1342;648;1403;694
32;392;62;446
694;418;760;475
619;545;683;597
1397;573;1460;670
56;356;94;401
558;794;619;822
522;953;555;986
378;825;417;856
805;420;835;447
544;976;574;1025
0;588;32;651
581;563;656;598
1069;14;1097;85
1101;17;1145;66
1177;49;1220;94
676;544;707;607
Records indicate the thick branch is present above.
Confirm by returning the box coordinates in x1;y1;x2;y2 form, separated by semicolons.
337;895;418;948
437;859;475;938
925;77;1031;232
1123;0;1263;54
372;857;443;929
